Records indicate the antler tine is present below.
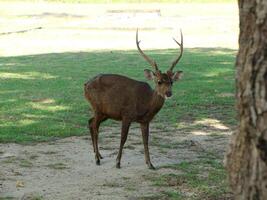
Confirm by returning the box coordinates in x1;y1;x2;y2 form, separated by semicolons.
136;29;159;71
169;29;183;72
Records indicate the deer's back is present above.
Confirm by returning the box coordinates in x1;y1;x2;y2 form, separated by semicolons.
84;74;153;120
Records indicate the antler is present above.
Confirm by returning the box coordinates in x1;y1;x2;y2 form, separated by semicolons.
136;29;159;71
168;29;183;72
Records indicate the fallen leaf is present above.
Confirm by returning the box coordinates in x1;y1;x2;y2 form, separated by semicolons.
16;180;24;188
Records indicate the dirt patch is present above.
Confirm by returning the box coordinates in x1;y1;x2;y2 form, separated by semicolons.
0;122;232;200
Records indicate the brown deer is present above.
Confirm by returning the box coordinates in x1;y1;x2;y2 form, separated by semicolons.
84;29;183;169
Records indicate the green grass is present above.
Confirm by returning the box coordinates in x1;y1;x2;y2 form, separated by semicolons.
19;159;33;167
0;48;236;143
162;191;183;200
145;156;232;199
46;162;68;169
0;197;16;200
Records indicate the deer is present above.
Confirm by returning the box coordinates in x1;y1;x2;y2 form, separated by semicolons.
84;29;183;169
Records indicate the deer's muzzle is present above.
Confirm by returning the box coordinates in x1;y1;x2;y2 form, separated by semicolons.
165;91;172;98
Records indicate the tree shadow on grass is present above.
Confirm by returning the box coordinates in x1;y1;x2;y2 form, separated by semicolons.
0;47;237;143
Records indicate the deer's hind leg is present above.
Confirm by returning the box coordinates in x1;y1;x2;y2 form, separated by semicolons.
90;113;107;165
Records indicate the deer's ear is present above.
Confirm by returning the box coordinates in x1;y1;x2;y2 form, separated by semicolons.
144;69;155;80
172;71;183;81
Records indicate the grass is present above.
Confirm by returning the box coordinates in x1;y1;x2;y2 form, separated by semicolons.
2;157;33;167
2;157;17;164
162;191;184;200
0;48;236;143
19;159;33;167
46;162;68;169
144;155;232;199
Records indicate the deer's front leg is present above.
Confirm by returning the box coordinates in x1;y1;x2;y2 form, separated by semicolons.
116;119;131;169
140;123;155;170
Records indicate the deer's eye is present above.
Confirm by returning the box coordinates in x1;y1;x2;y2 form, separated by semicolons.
158;81;162;85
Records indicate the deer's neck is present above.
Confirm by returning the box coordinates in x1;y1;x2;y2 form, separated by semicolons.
147;91;165;116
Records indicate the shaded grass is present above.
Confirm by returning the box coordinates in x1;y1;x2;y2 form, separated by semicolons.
0;48;236;143
137;195;166;200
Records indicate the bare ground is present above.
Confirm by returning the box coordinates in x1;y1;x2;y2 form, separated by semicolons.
0;121;232;200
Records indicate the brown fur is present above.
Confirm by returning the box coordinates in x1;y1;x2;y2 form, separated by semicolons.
84;29;183;169
84;71;182;169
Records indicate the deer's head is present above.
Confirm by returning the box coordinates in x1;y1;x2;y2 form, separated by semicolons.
136;29;184;99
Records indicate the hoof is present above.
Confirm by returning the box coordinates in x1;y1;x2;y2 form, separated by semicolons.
116;162;121;169
98;153;103;159
148;163;155;170
96;160;100;166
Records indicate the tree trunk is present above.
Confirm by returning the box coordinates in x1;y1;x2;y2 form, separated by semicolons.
225;0;267;199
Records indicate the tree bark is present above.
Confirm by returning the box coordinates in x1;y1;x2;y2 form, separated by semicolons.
225;0;267;199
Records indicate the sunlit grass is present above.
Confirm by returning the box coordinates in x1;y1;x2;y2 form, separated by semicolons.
0;72;57;80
